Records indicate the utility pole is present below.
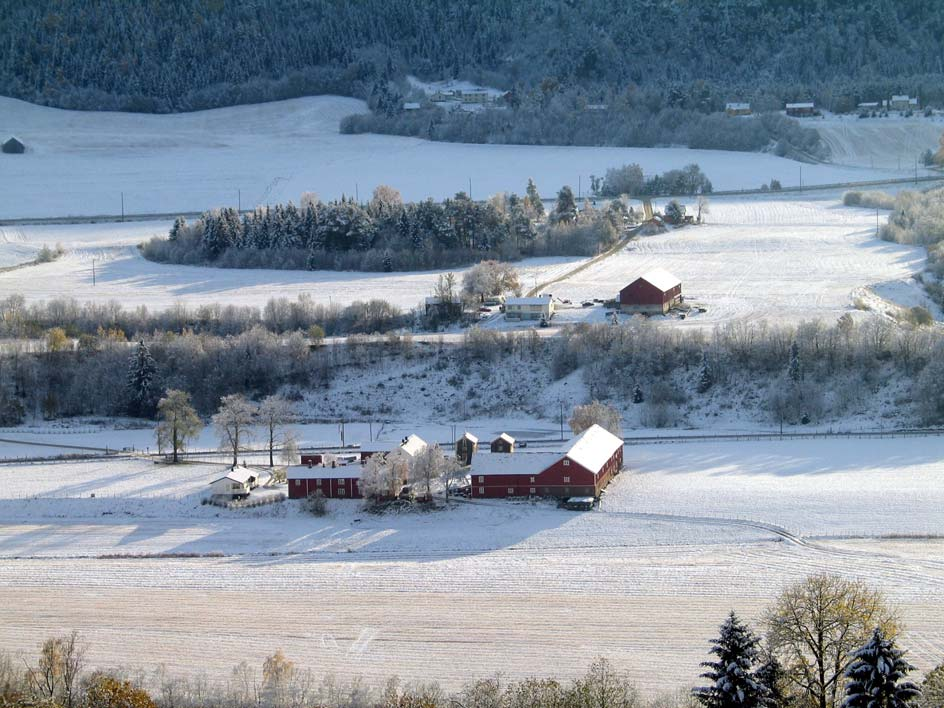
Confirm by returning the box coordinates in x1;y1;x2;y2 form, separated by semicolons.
559;401;565;441
355;183;359;203
468;177;472;200
238;189;241;212
578;175;582;200
120;192;125;222
369;421;373;442
92;258;96;286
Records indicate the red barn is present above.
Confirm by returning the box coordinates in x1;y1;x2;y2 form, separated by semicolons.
287;464;362;499
619;269;682;314
470;424;624;499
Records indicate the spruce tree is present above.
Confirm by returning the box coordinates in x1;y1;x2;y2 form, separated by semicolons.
169;216;186;242
755;655;789;708
554;185;578;224
788;341;802;383
526;178;545;218
632;384;644;404
698;351;713;393
842;629;921;708
693;612;769;708
127;340;160;418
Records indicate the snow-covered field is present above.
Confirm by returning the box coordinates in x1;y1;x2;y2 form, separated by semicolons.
0;436;941;692
813;113;943;169
0;95;927;220
0;192;931;323
541;192;931;325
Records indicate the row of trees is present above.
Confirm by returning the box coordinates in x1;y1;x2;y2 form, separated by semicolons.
142;179;635;272
3;575;942;708
598;164;713;198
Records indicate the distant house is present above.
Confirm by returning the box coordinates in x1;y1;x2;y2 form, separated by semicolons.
890;95;919;111
619;269;682;314
490;433;516;454
287;464;362;500
504;295;554;321
725;102;752;116
430;90;453;103
857;102;880;111
584;103;609;111
470;424;624;499
209;467;266;499
403;102;421;111
359;434;427;462
1;137;25;154
785;102;816;117
460;90;490;105
456;432;479;466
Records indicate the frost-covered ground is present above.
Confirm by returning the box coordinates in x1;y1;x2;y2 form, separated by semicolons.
812;112;944;169
0;438;941;692
0;192;932;323
0;95;926;219
539;192;933;325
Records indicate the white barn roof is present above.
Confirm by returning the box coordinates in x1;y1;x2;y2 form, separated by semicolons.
786;102;814;109
637;268;681;292
725;102;750;110
565;424;623;473
470;452;560;477
460;432;479;443
494;432;515;444
211;468;256;485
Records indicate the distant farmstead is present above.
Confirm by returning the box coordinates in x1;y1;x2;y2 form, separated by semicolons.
890;95;919;111
725;102;751;116
470;424;624;499
2;137;25;154
504;295;554;321
287;464;362;500
785;102;816;117
619;269;682;314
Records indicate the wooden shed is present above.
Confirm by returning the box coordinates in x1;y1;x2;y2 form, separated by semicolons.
456;432;479;466
619;269;682;314
490;433;515;453
2;137;25;154
785;102;815;117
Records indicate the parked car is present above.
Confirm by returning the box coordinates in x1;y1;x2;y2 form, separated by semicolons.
581;301;594;307
563;496;595;511
453;484;472;498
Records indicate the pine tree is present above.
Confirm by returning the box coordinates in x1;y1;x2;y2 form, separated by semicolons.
842;629;921;708
698;351;713;393
526;178;545;218
126;340;160;418
169;216;186;242
788;341;802;383
632;384;644;404
755;655;789;708
693;612;770;708
553;186;578;224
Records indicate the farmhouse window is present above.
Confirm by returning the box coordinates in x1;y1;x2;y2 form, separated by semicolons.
232;483;242;491
478;487;485;495
563;459;570;466
507;487;514;494
529;487;536;495
529;476;535;483
294;480;300;486
478;476;484;483
563;476;570;483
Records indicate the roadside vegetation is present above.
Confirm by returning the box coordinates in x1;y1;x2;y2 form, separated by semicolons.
1;574;937;708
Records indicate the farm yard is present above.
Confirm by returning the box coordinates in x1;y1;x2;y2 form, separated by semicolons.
0;435;941;694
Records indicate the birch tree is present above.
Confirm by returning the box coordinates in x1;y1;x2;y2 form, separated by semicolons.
212;394;257;466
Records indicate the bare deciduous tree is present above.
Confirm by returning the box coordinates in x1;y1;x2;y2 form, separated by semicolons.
156;390;203;463
569;400;623;437
765;574;899;708
257;395;294;467
212;394;257;466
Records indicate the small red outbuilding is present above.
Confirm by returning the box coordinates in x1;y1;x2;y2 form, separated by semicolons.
619;269;682;314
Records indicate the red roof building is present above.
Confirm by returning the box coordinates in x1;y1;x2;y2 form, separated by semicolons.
470;425;624;499
619;269;682;314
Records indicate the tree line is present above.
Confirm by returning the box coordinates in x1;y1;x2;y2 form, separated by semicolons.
1;574;941;707
142;182;634;273
5;0;944;122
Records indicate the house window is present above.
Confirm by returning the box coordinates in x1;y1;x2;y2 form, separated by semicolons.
563;459;570;466
294;479;301;486
338;488;345;496
563;476;570;483
529;476;535;483
478;487;485;495
232;483;242;491
478;476;484;483
507;487;514;495
529;487;536;495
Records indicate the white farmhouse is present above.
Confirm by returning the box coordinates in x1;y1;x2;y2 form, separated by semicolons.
504;295;554;321
209;467;266;499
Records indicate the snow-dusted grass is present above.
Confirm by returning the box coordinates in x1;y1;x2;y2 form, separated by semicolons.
0;95;927;220
813;112;944;169
0;437;942;693
539;193;930;325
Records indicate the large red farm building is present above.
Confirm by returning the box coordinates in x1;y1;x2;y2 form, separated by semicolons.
287;465;362;499
619;269;682;314
469;424;624;499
